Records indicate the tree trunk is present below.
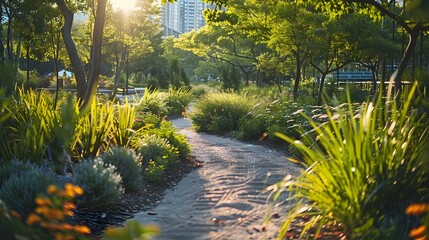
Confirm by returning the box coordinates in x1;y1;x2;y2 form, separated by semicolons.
81;0;108;111
113;46;126;97
317;74;326;105
391;24;421;98
55;0;87;100
369;65;377;92
380;56;386;93
244;71;250;86
26;42;30;88
292;52;301;101
6;17;13;62
0;5;4;63
15;38;22;68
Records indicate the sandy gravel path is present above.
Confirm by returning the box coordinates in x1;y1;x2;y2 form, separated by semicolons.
132;118;300;240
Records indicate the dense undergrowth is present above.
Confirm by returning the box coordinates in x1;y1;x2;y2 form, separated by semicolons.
0;87;194;239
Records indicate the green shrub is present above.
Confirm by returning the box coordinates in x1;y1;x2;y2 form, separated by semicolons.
264;100;314;142
191;85;208;98
273;86;429;239
134;112;162;130
190;92;256;134
138;135;178;181
72;158;123;211
0;164;56;218
0;159;36;185
145;159;167;183
137;89;167;117
0;63;18;96
165;87;194;116
235;112;267;141
100;147;142;193
144;121;191;160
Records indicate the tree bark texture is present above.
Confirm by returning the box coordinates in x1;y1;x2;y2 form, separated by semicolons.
81;0;107;111
55;0;87;100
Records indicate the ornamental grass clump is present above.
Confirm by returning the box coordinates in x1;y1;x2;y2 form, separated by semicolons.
137;89;167;117
272;85;429;239
112;99;136;147
1;89;59;163
166;86;194;116
190;92;256;134
71;99;116;160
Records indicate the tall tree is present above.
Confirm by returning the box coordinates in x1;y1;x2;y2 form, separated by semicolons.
307;14;364;105
268;1;316;100
206;0;429;96
55;0;107;110
299;0;429;96
103;0;165;94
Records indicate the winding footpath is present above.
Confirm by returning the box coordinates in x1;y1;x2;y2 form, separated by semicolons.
132;118;300;240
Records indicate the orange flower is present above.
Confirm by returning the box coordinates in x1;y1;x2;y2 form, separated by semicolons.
406;204;429;215
64;183;84;198
73;225;91;235
9;210;21;220
64;210;74;217
63;201;76;216
414;236;428;240
26;213;41;225
410;225;427;239
56;223;74;231
54;233;75;240
48;185;57;195
63;202;76;211
72;185;84;196
35;206;48;214
35;197;53;207
43;208;65;220
40;222;57;230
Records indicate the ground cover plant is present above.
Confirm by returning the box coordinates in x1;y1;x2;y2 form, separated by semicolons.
271;85;429;239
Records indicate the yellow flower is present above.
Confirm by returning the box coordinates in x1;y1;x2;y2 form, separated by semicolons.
409;225;427;239
35;197;53;207
406;203;429;215
73;225;91;235
26;213;41;225
48;185;57;195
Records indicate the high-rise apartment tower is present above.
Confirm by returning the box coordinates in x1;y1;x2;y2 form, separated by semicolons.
161;0;212;37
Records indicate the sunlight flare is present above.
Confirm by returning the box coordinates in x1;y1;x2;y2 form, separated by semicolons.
110;0;137;12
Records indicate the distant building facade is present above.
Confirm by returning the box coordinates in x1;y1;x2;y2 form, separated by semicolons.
161;0;212;37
